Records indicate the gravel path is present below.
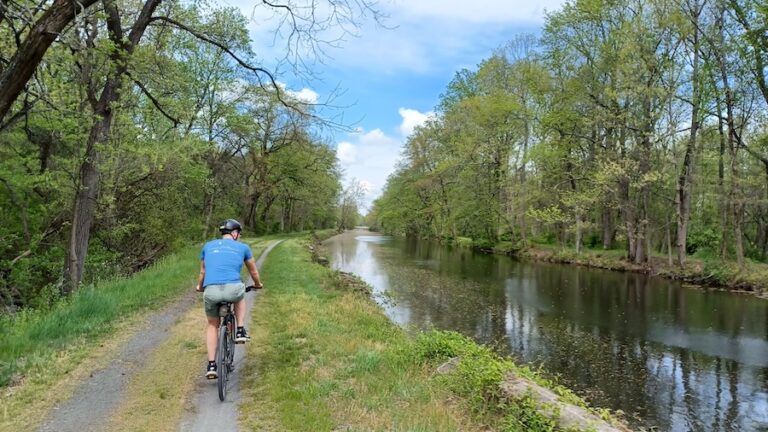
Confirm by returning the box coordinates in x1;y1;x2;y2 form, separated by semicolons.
36;240;282;432
178;239;281;432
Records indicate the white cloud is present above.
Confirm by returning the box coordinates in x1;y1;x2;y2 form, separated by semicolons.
391;0;564;23
398;108;435;137
226;0;568;74
336;127;404;211
274;81;320;104
336;141;357;164
287;87;319;104
335;108;437;211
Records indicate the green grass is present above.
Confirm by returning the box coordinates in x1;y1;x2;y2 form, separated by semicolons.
240;239;485;431
0;246;199;387
0;237;271;388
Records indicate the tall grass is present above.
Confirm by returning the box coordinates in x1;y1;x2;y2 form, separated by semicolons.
0;245;200;387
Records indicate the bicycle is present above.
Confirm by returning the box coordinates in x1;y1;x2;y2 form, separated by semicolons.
214;284;256;401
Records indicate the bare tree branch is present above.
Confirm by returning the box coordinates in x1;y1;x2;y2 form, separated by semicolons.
148;15;295;109
126;71;180;127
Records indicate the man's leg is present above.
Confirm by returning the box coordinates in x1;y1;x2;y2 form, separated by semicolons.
233;298;251;342
234;298;246;327
206;316;219;362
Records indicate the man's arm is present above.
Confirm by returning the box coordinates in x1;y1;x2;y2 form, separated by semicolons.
245;258;263;288
195;260;205;292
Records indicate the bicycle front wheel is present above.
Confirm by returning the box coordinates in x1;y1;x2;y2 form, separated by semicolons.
217;325;229;401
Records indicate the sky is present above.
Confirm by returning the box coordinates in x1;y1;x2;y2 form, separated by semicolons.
225;0;567;210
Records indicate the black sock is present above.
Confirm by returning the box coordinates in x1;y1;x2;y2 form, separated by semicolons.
237;326;244;331
208;360;216;366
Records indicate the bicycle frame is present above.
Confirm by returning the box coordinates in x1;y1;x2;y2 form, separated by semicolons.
216;303;237;401
213;285;254;401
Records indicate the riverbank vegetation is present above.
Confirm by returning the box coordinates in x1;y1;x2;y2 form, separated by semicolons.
367;0;768;293
239;238;625;431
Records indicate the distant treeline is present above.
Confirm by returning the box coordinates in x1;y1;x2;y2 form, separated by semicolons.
369;0;768;270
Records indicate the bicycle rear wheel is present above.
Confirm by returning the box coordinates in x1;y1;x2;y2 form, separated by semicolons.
217;325;229;401
226;323;236;372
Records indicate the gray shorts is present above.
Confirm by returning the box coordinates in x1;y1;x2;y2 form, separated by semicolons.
203;282;245;317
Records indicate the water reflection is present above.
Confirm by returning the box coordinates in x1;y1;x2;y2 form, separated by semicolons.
326;230;768;431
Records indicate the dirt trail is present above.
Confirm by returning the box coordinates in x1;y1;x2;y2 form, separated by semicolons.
36;240;282;432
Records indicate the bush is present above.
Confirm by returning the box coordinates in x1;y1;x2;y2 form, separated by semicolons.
493;241;522;256
455;237;473;248
409;330;607;431
472;238;495;251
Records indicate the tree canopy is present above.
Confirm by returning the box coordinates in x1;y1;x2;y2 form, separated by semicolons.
370;0;768;270
0;0;376;308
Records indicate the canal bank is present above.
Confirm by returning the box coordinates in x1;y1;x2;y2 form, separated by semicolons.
452;235;768;298
239;236;625;431
324;229;768;431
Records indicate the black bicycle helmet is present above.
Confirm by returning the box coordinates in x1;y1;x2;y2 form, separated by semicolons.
219;219;242;234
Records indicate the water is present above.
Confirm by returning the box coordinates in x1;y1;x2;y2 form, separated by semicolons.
325;230;768;432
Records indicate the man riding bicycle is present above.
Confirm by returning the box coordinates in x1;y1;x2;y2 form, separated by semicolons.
195;219;264;379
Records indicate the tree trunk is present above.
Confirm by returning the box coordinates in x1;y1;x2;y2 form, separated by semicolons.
635;188;648;264
566;158;581;254
64;115;110;293
575;213;583;255
519;120;529;245
717;102;729;259
620;177;636;262
261;195;276;231
666;217;673;266
676;6;701;267
716;8;744;268
62;0;162;292
733;201;745;268
0;0;100;122
203;191;215;240
762;164;768;259
601;207;614;249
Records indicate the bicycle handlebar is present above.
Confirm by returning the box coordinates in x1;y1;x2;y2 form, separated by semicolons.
245;284;263;292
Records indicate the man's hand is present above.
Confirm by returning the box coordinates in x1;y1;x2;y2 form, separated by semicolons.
195;285;203;292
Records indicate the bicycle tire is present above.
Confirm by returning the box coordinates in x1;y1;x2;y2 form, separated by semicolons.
227;325;235;372
217;324;229;401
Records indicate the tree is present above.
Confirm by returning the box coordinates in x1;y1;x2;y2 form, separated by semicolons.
1;0;376;305
338;179;366;231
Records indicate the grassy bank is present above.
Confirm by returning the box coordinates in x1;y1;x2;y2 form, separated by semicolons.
239;238;621;431
0;245;200;389
453;236;768;296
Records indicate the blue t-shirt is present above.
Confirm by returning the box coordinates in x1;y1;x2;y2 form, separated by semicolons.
200;239;253;287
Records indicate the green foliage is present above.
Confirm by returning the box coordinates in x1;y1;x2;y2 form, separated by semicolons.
502;396;559;432
410;330;598;431
493;241;522;255
371;0;768;285
0;1;343;309
687;225;721;255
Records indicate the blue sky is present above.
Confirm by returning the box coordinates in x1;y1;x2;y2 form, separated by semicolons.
227;0;566;209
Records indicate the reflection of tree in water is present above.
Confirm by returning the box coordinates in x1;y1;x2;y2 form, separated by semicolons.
326;233;768;432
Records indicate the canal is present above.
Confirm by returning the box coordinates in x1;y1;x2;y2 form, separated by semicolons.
325;230;768;431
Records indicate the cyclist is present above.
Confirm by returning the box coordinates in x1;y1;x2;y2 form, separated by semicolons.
195;219;264;379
